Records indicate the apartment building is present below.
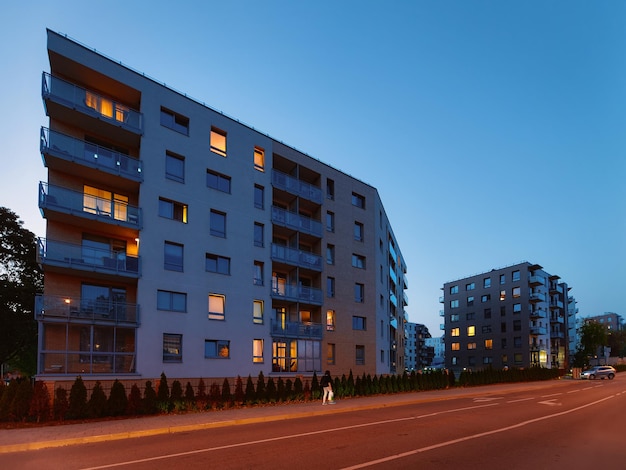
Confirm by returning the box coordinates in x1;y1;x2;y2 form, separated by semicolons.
442;262;572;375
404;322;433;371
584;312;623;332
35;30;408;381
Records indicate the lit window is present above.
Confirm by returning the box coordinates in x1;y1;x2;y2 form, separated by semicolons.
166;151;184;182
451;342;460;351
326;309;336;331
83;185;128;221
451;328;460;337
163;333;182;362
467;326;476;336
205;339;229;358
254;146;265;171
160;108;189;135
356;345;365;365
485;339;493;349
500;290;506;301
467;343;477;350
253;339;264;363
164;241;184;272
208;294;225;320
205;253;230;275
253;300;264;324
351;192;365;209
157;290;187;312
210;210;226;237
210;127;227;156
207;169;231;193
159;197;187;223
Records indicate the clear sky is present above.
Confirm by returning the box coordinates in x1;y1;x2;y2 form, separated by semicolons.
1;1;624;335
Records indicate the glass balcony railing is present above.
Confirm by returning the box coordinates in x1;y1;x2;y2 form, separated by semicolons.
38;238;140;277
270;320;323;339
39;182;142;228
272;170;322;204
41;127;143;181
529;292;546;303
42;72;143;134
35;294;139;324
271;206;322;237
530;309;548;319
270;244;322;271
270;283;323;305
530;326;548;335
550;300;564;310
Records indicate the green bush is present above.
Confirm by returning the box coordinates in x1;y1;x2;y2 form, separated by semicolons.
10;379;33;422
157;373;170;411
67;376;88;420
142;381;158;415
87;381;107;418
53;386;68;420
234;376;245;404
221;378;232;407
0;379;19;421
30;381;51;423
108;379;128;416
245;375;256;404
127;384;142;415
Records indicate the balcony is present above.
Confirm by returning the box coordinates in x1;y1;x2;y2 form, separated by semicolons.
270;244;322;271
271;206;322;237
39;182;142;230
550;314;565;324
550;300;564;310
551;330;565;339
270;320;323;339
41;127;143;183
42;72;142;144
529;292;546;303
38;238;140;279
530;326;548;336
272;170;322;204
403;291;409;307
35;294;139;325
530;309;547;319
529;275;544;287
270;283;323;305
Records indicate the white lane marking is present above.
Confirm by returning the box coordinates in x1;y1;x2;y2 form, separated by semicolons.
540;393;562;398
567;389;581;394
80;403;499;469
473;397;503;402
538;399;561;407
341;394;616;469
506;397;535;403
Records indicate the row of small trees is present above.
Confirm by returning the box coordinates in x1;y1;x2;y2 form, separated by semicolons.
1;367;561;424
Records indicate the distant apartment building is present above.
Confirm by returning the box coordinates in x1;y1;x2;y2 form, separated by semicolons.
404;323;433;371
35;30;408;381
584;312;623;332
425;335;445;368
442;262;572;375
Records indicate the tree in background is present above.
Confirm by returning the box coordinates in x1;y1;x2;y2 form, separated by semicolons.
0;207;43;376
573;321;609;367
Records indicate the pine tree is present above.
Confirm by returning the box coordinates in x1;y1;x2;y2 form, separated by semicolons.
157;372;170;411
127;384;142;415
234;376;245;404
245;375;256;404
221;378;232;407
266;377;277;403
256;371;266;403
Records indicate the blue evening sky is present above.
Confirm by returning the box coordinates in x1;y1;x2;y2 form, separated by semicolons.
1;1;624;334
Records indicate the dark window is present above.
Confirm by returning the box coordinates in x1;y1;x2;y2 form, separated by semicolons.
158;197;187;223
351;192;365;208
161;108;189;135
352;316;366;330
206;253;230;275
254;222;264;247
254;185;264;209
157;290;187;312
164;241;183;271
207;169;231;193
166;151;185;183
210;210;226;238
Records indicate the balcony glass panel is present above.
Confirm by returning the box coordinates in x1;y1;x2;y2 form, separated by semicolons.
270;244;322;271
270;282;323;304
271;206;322;237
35;294;139;324
270;319;323;339
271;170;322;203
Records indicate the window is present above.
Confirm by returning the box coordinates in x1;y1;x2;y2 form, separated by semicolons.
514;353;523;364
354;222;364;241
501;338;507;348
326;211;335;232
210;127;227;156
354;283;364;303
483;277;491;288
254;222;264;247
352;315;366;330
451;327;460;337
467;326;476;336
158;197;188;223
450;300;459;308
254;185;264;209
450;313;459;322
466;312;475;320
352;192;365;209
83;185;128;221
512;287;521;298
166;151;184;183
513;303;522;313
500;306;506;317
512;270;521;282
163;333;182;362
206;253;230;275
481;294;491;303
210;210;226;237
484;308;491;319
326;244;335;265
513;320;521;331
352;254;366;269
327;179;335;200
253;300;264;324
467;343;477;350
160;108;189;135
482;325;492;334
327;277;335;297
467;296;474;306
501;322;507;333
500;290;506;301
208;294;225;320
246;339;263;366
253;146;265;171
451;342;460;351
205;339;230;358
450;285;459;294
485;339;493;350
466;282;475;291
157;290;187;312
355;345;365;365
514;337;522;348
327;343;336;365
164;241;183;272
207;169;231;193
500;274;506;284
253;261;264;286
483;356;493;365
326;310;336;331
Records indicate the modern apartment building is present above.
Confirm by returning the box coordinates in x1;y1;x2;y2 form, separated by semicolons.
404;322;433;371
425;335;445;368
35;30;408;381
584;312;623;332
441;262;572;375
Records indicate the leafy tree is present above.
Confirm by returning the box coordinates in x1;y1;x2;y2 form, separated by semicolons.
0;207;43;375
607;330;626;358
574;321;608;367
10;378;33;421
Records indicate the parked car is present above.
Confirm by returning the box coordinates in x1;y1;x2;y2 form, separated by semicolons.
580;365;616;380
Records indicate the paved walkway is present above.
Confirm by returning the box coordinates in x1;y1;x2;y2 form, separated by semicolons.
0;381;560;454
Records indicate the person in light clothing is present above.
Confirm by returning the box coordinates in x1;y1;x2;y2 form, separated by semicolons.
320;370;335;405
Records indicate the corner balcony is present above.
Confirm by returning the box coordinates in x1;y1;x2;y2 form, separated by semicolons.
271;206;322;237
529;292;546;303
529;275;544;287
38;238;140;279
550;300;564;310
270;283;323;305
35;294;139;325
39;182;142;230
270;319;323;339
530;309;547;319
550;314;565;324
42;72;142;146
271;244;322;271
530;326;548;336
272;170;322;204
41;127;143;183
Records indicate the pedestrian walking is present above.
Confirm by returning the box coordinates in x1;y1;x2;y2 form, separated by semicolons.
320;370;335;405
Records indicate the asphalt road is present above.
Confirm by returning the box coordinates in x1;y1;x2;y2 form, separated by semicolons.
7;376;626;469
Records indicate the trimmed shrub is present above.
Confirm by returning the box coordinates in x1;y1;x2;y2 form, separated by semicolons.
157;373;170;411
311;371;320;399
184;381;195;407
127;384;142;415
30;381;51;423
108;380;128;416
171;380;183;410
0;379;19;421
53;386;69;420
67;376;88;420
256;372;266;403
209;382;221;409
142;380;158;415
87;381;107;418
10;379;33;422
245;375;256;404
266;377;277;403
285;379;293;401
234;376;245;404
221;378;232;408
293;377;303;400
276;377;286;402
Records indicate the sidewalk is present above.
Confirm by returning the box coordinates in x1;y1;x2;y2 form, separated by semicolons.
0;381;559;454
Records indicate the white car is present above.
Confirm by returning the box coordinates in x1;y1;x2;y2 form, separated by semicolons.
580;365;616;380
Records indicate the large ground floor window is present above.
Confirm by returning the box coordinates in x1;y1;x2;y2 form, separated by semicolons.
272;339;320;373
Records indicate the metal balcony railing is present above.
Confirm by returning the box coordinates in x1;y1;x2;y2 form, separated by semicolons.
530;326;548;335
41;127;143;181
272;170;322;204
42;72;143;134
271;206;322;237
270;283;323;305
35;294;139;324
39;182;142;228
270;244;322;271
270;319;323;339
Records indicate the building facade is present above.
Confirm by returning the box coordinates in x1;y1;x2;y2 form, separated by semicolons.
404;323;433;371
442;262;571;375
35;30;408;381
425;335;445;368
